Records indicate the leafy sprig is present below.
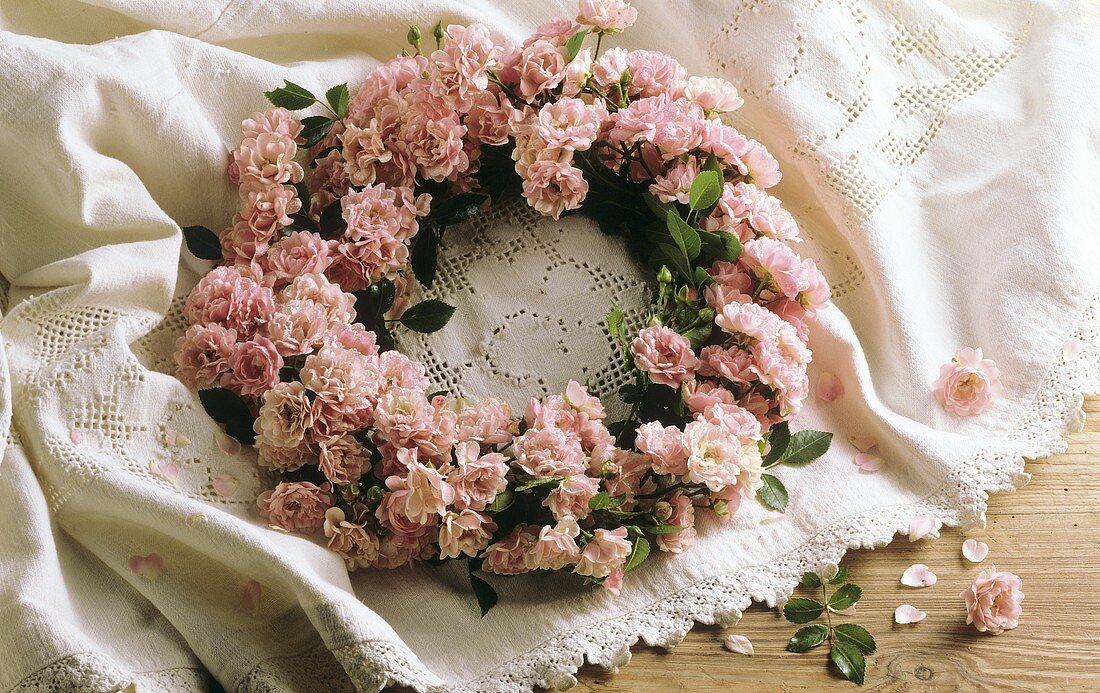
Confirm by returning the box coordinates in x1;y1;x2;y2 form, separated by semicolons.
784;567;875;685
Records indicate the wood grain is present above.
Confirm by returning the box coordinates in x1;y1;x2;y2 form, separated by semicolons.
572;396;1100;692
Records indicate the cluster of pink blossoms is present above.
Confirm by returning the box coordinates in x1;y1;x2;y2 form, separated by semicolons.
174;0;832;594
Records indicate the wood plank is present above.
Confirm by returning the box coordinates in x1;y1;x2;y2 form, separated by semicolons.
572;396;1100;691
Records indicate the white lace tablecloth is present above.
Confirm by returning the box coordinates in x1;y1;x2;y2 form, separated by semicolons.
0;1;1098;691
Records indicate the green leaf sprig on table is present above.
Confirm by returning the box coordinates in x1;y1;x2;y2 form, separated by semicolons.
784;567;876;685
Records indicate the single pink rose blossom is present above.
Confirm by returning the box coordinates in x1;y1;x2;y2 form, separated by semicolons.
174;323;238;389
227;336;283;397
577;0;638;32
257;481;334;533
933;347;1000;416
438;509;497;559
631;326;698;388
960;567;1023;635
482;525;540;575
574;526;632;578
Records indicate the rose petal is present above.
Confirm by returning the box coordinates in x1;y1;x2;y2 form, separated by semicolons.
149;460;179;484
848;434;877;453
241;579;262;615
816;371;845;402
164;429;191;447
603;567;623;596
901;563;937;587
217;433;241;456
128;553;164;581
817;562;840;581
908;515;942;542
212;474;239;498
894;604;927;624
723;634;754;655
70;428;84;445
829;604;857;616
184;512;206;527
962;539;989;563
854;453;884;472
1063;337;1084;360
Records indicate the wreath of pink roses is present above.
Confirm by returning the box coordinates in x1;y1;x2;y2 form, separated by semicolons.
176;0;834;612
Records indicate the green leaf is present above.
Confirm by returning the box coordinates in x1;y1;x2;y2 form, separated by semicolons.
182;225;222;260
588;492;624;511
325;83;349;118
688;170;723;212
617;382;646;404
486;489;514;513
514;475;566;492
762;421;790;466
197;387;255;445
829;642;866;685
353;278;396;322
722;232;742;262
828;567;850;585
263;80;317;110
703;153;723;174
399;299;457;333
624;535;651;572
563;28;589;63
429;192;487;227
757;473;789;512
681;321;714;350
410;226;439;288
642;192;672;220
373;323;395;352
828;584;863;611
787;624;829;653
606;305;626;342
781;430;833;466
834;624;876;655
693;266;714;288
292;180;312;217
646;523;685;535
665;209;701;261
654;243;692;282
299;115;335;148
800;571;822;587
319;198;347;239
782;597;824;624
469;573;498;617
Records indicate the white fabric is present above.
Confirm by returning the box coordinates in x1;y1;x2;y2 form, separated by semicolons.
0;1;1098;691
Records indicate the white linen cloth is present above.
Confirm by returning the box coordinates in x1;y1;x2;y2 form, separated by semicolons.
0;1;1098;690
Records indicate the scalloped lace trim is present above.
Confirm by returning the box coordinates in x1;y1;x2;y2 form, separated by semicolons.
327;291;1100;693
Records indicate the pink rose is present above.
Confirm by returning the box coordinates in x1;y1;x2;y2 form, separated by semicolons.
264;299;329;356
624;51;685;99
323;322;379;357
699;402;762;441
683;420;763;495
377;351;430;393
574;526;632;578
576;0;638;32
184;265;275;335
514;426;587;477
934;347;1000;416
699;120;751;168
242;108;303;140
482;525;540;575
300;344;380;418
373;387;434;448
438;509;496;559
649;157;699;205
455;397;519;445
960;567;1023;634
256;439;315;472
683;76;744;114
384;460;455;525
317;434;371;485
531;517;581;570
681;379;736;414
631;326;698;388
265;232;332;285
534;98;608;152
740;236;807;302
592;47;630;88
544;475;601;521
521;159;588;220
231;132;303;187
655;491;697;553
254;381;316;449
564;380;607;420
257;481;333;533
635;421;689;476
323;507;381;569
399;86;470;182
466;90;525;146
741;139;781;189
174;323;238;389
448;441;509;511
227;336;283;397
516;39;567;102
430;23;500;111
696;345;755;384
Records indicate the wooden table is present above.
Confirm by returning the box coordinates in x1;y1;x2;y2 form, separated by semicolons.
574;396;1100;691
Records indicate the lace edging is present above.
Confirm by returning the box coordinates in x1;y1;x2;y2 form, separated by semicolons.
326;291;1100;693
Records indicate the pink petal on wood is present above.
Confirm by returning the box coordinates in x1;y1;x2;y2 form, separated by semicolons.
962;539;989;563
723;634;754;655
908;515;942;542
128;553;164;581
816;371;845;402
829;605;858;616
854;453;884;472
895;604;927;624
901;563;937;587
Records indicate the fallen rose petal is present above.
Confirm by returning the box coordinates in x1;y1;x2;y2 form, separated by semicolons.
895;604;926;624
848;434;877;453
603;567;623;596
816;371;844;402
1063;337;1083;360
164;429;192;447
70;428;84;445
908;515;942;542
854;453;884;472
723;634;754;655
241;579;262;615
129;553;164;581
217;433;241;456
212;474;239;498
829;604;857;616
149;460;179;484
184;512;207;527
901;563;937;587
962;539;990;563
